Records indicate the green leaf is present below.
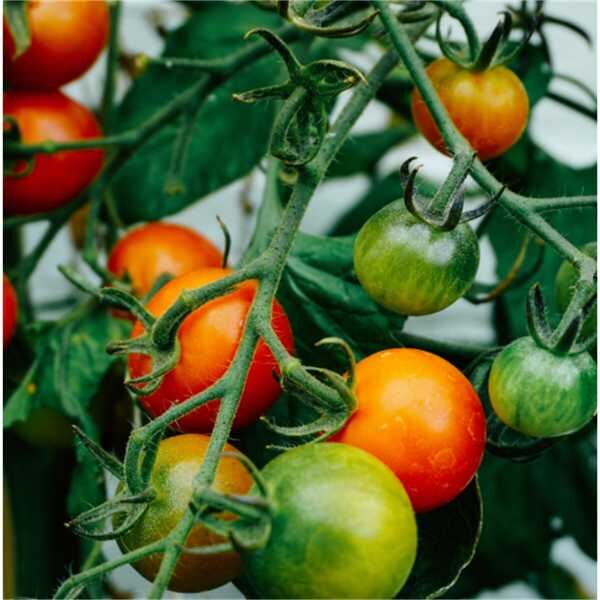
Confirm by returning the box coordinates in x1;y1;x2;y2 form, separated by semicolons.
111;3;285;223
277;233;407;365
4;0;31;59
507;42;552;108
400;480;482;599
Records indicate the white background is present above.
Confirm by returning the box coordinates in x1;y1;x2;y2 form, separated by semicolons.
18;1;597;598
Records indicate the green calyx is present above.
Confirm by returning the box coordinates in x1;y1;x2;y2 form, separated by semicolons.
233;28;365;165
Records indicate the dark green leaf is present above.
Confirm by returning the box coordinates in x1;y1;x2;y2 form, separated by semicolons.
4;0;31;59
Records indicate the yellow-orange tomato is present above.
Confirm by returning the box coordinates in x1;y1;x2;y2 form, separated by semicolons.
411;58;529;160
4;0;109;90
334;348;486;512
129;268;294;432
107;222;223;297
116;434;252;592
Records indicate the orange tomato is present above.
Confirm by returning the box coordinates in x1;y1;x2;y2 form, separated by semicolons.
4;91;104;215
107;222;223;297
129;268;294;432
4;0;109;90
411;57;529;160
334;348;486;512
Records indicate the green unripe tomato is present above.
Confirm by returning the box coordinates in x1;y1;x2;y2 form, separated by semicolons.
354;201;479;316
555;242;597;339
243;443;417;599
489;336;597;438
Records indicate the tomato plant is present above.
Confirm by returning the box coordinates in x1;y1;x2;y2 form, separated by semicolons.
334;348;486;511
242;443;417;598
128;268;294;432
3;274;17;347
489;337;597;438
4;91;104;215
116;434;252;592
354;200;480;315
4;0;109;90
107;222;223;296
411;57;529;160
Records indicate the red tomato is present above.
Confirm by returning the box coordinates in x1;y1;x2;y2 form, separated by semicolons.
4;0;109;90
4;91;104;215
3;275;18;347
129;268;294;432
107;222;223;297
334;348;486;512
411;57;529;160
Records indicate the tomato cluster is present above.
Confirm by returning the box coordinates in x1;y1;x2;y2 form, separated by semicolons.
4;0;108;216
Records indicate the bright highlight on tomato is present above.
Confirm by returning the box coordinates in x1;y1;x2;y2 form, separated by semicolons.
489;337;597;438
411;57;529;160
129;268;294;432
116;434;252;592
3;275;18;347
354;201;480;316
334;348;486;512
243;443;417;599
4;0;109;90
107;222;223;297
4;91;104;215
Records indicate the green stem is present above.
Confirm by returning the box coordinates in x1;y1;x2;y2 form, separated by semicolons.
437;1;481;60
529;195;597;212
546;91;597;121
101;0;122;133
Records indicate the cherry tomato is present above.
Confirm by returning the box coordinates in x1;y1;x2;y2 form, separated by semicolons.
107;222;223;297
3;275;18;347
116;434;252;592
243;443;417;598
4;91;104;215
4;0;109;90
334;348;486;512
555;242;597;339
411;57;529;160
354;201;479;315
489;336;597;438
128;268;294;432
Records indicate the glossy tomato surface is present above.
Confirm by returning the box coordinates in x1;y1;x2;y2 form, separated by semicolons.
4;0;109;90
107;222;223;297
243;443;417;599
489;336;597;438
555;242;597;339
334;348;486;512
4;91;104;215
411;58;529;160
129;268;294;432
3;275;17;347
354;201;479;316
116;434;252;592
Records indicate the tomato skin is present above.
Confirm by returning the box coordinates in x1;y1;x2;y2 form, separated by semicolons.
354;201;479;316
243;443;417;599
3;275;18;347
4;0;109;90
116;434;252;592
334;348;486;512
128;268;294;432
411;58;529;160
4;91;104;215
107;222;223;297
555;242;597;339
489;337;597;438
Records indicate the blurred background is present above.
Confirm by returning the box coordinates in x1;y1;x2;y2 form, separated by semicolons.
17;1;596;598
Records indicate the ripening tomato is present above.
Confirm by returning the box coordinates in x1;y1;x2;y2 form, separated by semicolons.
107;222;223;297
4;91;104;215
354;201;480;316
334;348;486;512
4;0;109;90
116;434;252;592
128;268;294;432
243;443;417;598
3;275;17;347
489;336;597;438
411;57;529;160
